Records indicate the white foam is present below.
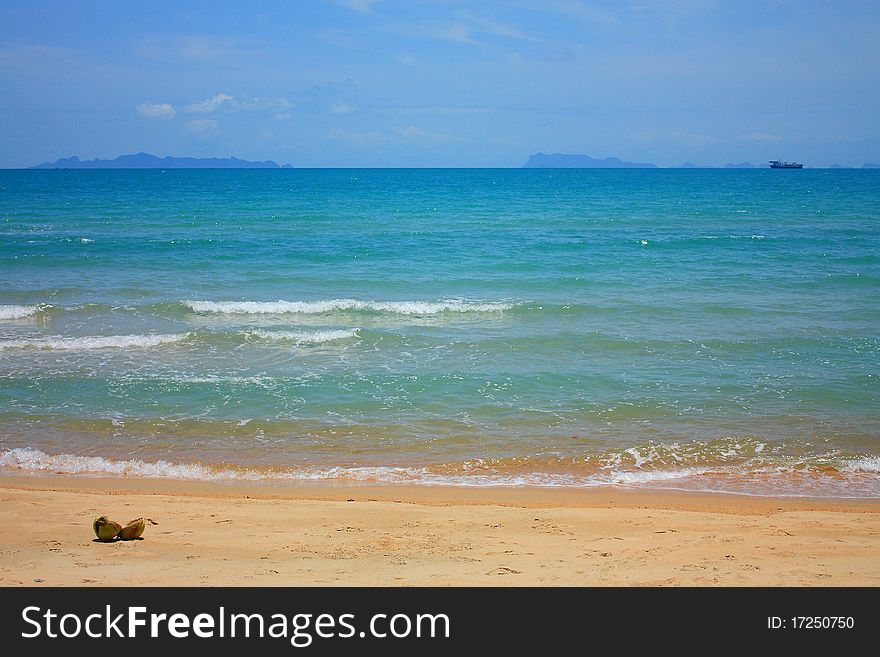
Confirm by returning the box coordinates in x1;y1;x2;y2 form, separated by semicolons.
599;467;713;485
0;448;258;480
282;465;716;488
0;451;620;487
623;447;648;468
184;299;515;315
0;304;44;320
0;448;715;489
0;333;189;351
249;329;360;343
283;466;587;487
840;456;880;473
3;447;877;497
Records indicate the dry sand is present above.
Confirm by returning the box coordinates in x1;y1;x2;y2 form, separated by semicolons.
0;475;878;586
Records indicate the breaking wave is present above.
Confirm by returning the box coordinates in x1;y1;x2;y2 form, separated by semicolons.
247;328;360;343
183;299;517;315
3;444;879;498
0;448;250;480
0;333;189;351
0;304;47;320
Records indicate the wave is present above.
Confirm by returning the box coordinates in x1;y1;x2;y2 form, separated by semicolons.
0;448;710;486
183;299;517;315
0;328;364;352
248;328;360;343
0;333;189;351
0;448;252;481
3;445;879;498
279;464;721;489
840;456;880;473
0;304;47;320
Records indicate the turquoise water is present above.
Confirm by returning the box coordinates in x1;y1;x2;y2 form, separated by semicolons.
1;168;878;496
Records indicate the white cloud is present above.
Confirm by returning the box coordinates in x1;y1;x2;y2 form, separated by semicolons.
738;132;785;142
330;100;356;115
136;103;176;120
183;94;292;118
393;126;462;144
184;119;218;136
397;53;416;66
185;94;236;113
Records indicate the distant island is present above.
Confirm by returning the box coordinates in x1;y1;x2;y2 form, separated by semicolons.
30;152;292;169
679;162;757;168
25;151;880;170
676;161;877;169
522;153;656;168
527;156;880;169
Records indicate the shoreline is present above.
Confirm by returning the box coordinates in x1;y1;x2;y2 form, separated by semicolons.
2;473;879;511
1;474;878;586
4;442;878;499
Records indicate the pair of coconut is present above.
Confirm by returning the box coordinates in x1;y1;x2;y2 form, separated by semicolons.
93;516;146;542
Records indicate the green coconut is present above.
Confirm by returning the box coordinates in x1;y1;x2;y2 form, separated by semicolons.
93;515;123;542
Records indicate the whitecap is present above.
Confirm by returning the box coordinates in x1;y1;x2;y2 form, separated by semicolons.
0;333;189;351
248;328;360;343
0;447;254;480
184;299;515;315
0;304;44;320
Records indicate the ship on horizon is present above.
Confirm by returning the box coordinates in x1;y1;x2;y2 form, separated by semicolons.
769;159;804;169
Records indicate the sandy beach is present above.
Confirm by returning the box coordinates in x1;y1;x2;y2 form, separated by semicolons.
0;475;877;586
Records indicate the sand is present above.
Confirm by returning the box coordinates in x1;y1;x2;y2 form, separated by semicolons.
0;475;878;586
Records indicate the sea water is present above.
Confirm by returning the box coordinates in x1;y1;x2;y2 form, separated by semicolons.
0;168;878;497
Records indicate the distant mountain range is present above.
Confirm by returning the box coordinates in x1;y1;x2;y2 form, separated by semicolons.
522;153;880;169
522;153;656;168
681;161;757;168
30;152;292;169
25;151;880;170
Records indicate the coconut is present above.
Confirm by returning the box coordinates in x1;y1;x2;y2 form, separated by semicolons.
118;517;146;540
93;516;123;542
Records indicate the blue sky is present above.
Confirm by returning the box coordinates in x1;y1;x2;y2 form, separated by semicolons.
1;0;878;167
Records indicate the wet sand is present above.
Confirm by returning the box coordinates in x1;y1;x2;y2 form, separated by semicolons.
0;475;878;586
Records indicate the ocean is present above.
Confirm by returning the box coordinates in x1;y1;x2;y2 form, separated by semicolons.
0;168;878;497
